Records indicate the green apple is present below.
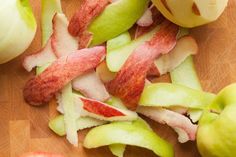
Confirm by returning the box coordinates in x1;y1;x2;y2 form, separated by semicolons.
151;0;228;28
197;83;236;157
41;0;62;46
84;120;173;157
88;0;149;46
0;0;37;64
106;26;160;72
139;83;215;109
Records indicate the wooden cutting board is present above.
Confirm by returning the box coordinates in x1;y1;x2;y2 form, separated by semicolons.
0;0;236;157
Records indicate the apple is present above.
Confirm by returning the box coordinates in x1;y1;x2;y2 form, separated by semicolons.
137;8;153;27
23;46;105;106
151;0;228;27
19;152;64;157
197;83;236;157
84;120;174;157
139;83;215;109
0;0;36;64
107;22;178;110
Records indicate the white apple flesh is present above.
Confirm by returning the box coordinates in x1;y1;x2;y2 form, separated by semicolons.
151;0;228;27
0;0;37;64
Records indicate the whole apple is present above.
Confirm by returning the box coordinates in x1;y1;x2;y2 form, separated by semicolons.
151;0;228;27
197;83;236;157
0;0;37;64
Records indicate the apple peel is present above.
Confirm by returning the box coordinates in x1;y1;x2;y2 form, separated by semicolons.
84;121;174;157
51;13;78;57
107;21;178;110
137;8;153;27
139;83;215;109
137;106;197;143
72;71;110;102
68;0;110;48
23;38;56;72
23;46;105;106
154;35;198;75
49;115;106;136
77;97;138;121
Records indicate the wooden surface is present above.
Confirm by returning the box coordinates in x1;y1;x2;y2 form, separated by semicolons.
0;0;236;157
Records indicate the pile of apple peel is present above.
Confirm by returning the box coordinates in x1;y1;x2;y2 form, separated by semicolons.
21;0;231;157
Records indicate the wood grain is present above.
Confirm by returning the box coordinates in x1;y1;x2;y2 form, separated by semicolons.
0;0;235;157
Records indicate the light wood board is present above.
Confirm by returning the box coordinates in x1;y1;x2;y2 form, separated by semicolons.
0;0;236;156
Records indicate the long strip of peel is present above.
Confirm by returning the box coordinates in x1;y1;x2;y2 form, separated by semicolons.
23;46;105;106
49;115;106;136
139;83;215;109
41;0;62;46
84;121;173;157
107;21;178;110
60;83;78;146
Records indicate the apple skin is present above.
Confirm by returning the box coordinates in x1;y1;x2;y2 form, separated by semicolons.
0;0;37;64
139;83;215;109
84;119;174;157
19;152;64;157
151;0;228;28
197;83;236;157
88;0;149;46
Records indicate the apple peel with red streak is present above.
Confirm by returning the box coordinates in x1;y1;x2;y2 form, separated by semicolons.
137;106;197;143
107;21;178;110
23;46;105;106
72;96;138;121
154;36;198;76
68;0;110;48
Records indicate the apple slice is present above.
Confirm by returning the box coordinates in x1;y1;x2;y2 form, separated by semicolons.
23;46;105;106
154;35;198;75
23;38;56;72
137;8;153;27
107;21;178;110
96;61;116;83
41;0;62;46
49;115;106;136
72;71;110;101
51;13;78;57
139;83;215;109
77;97;138;121
84;121;174;157
20;152;64;157
137;106;197;143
